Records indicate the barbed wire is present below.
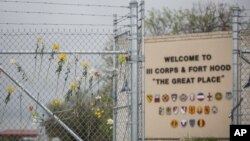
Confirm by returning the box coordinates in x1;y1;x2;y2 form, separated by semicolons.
116;15;130;24
0;0;129;8
0;10;126;18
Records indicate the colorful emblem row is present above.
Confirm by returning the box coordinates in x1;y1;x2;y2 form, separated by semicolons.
147;92;232;103
159;105;218;115
170;119;205;128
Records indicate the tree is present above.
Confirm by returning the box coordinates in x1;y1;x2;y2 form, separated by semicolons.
145;2;233;36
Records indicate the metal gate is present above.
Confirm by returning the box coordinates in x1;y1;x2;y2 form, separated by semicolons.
0;1;144;141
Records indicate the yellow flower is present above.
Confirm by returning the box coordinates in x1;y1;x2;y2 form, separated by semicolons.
70;82;78;90
51;99;62;106
58;53;67;63
37;36;43;43
95;108;104;118
52;42;60;51
118;55;126;63
82;60;89;69
7;86;15;93
95;112;101;118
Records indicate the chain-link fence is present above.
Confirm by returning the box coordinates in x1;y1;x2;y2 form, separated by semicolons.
233;8;250;125
0;28;118;141
113;1;144;141
0;1;144;141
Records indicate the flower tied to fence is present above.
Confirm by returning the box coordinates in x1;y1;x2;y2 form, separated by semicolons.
34;36;43;59
5;86;15;104
82;60;88;78
33;36;43;79
56;53;67;74
46;42;61;79
82;60;89;69
118;55;127;63
10;58;28;81
50;42;60;60
65;82;78;101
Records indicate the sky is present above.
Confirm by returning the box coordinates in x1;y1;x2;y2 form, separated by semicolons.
0;0;249;29
146;0;250;10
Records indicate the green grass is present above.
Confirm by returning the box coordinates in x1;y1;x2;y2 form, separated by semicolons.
182;137;218;141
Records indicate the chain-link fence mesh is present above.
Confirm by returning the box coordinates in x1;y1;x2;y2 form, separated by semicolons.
114;34;130;141
113;12;131;141
0;1;145;141
112;1;144;141
0;28;118;141
238;9;250;125
0;4;145;141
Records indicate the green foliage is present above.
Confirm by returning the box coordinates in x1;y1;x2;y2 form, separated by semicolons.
145;2;235;36
0;137;19;141
182;137;219;141
44;82;113;141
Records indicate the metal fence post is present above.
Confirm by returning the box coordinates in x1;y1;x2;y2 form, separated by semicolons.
130;1;138;141
112;14;118;141
140;1;145;141
232;7;240;125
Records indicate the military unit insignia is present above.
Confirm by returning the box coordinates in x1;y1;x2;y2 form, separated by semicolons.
167;119;208;128
148;91;223;127
162;94;169;102
190;94;195;101
197;119;205;128
180;106;187;114
189;119;195;127
197;92;205;101
197;106;203;114
207;93;213;101
204;105;210;115
181;120;187;127
171;93;178;102
226;91;233;100
147;91;229;103
212;106;218;114
154;94;160;103
179;94;188;102
189;105;195;115
159;107;164;115
171;119;178;128
215;92;222;101
146;95;153;103
173;106;179;115
166;107;171;115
